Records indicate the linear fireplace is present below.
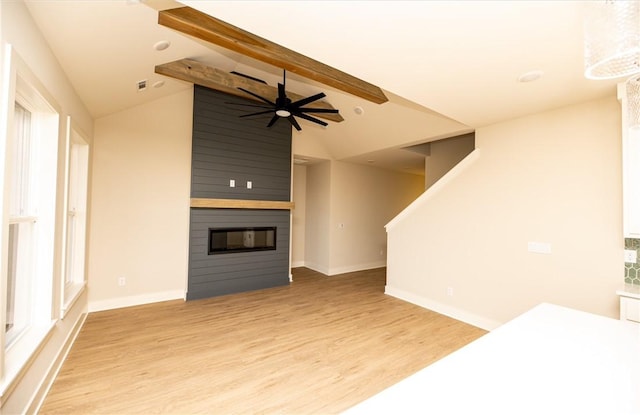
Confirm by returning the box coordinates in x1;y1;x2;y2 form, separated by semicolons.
208;227;276;255
187;86;291;301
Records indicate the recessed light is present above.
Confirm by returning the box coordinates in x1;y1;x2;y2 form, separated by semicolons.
367;159;375;163
354;106;364;115
153;80;165;88
517;70;544;83
153;40;171;51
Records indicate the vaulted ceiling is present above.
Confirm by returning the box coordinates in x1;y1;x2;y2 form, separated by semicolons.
24;0;620;175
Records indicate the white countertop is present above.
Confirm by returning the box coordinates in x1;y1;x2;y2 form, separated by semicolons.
618;283;640;299
343;303;640;415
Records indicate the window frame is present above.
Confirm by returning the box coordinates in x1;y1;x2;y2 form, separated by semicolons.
60;117;89;317
5;101;37;347
0;44;62;394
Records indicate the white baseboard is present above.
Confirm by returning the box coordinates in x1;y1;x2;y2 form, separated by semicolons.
295;261;386;277
88;290;185;313
302;262;330;276
384;285;501;331
328;261;386;276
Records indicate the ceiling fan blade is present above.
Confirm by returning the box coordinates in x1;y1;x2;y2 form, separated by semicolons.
296;108;340;114
230;71;267;84
237;87;275;106
291;92;326;108
267;115;280;127
294;112;329;127
288;115;302;131
240;110;275;118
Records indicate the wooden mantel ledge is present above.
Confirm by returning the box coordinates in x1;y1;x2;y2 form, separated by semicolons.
191;198;294;210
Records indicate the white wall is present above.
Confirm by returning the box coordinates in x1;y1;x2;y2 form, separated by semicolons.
0;1;93;413
88;90;192;311
386;97;623;330
329;161;424;275
304;161;332;274
303;159;424;275
292;164;307;267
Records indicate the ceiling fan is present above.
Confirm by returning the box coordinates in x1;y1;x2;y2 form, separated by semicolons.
229;70;340;131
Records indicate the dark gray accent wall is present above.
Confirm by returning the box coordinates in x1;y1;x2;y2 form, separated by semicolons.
424;132;475;189
187;85;292;300
187;208;290;300
191;85;292;201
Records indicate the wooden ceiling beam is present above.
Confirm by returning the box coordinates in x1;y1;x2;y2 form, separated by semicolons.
158;6;388;105
155;58;344;123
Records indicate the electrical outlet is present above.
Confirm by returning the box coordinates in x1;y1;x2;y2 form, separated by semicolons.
447;286;454;296
118;276;126;286
229;179;235;188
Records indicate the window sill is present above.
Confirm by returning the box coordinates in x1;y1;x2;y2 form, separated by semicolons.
61;282;86;319
0;321;55;405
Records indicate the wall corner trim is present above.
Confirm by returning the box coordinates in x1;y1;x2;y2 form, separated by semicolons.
385;149;480;231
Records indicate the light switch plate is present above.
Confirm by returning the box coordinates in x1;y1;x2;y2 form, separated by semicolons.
624;249;637;263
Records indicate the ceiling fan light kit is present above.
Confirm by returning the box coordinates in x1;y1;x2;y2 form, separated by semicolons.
233;69;340;131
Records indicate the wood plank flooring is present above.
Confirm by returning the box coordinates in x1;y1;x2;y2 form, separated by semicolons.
40;267;486;414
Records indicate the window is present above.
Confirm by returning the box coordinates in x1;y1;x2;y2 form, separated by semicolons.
5;102;35;346
62;124;89;312
1;68;59;385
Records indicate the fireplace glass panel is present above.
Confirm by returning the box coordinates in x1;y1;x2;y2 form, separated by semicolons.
208;227;276;254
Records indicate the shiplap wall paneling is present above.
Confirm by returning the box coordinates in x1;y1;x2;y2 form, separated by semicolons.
191;85;292;201
187;208;290;300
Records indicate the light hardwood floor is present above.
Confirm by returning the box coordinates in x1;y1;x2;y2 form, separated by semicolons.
40;267;486;414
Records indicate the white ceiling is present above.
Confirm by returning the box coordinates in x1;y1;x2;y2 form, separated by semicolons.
24;0;620;175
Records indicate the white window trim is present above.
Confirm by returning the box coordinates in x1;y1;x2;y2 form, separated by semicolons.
60;117;89;318
1;322;55;401
0;44;61;398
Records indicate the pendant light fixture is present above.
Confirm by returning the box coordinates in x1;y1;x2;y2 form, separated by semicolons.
584;0;640;80
625;74;640;130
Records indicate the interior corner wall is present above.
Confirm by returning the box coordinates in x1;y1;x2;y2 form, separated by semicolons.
328;161;424;275
303;159;424;276
386;96;623;329
88;89;193;311
425;132;475;189
292;164;307;267
304;161;332;274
